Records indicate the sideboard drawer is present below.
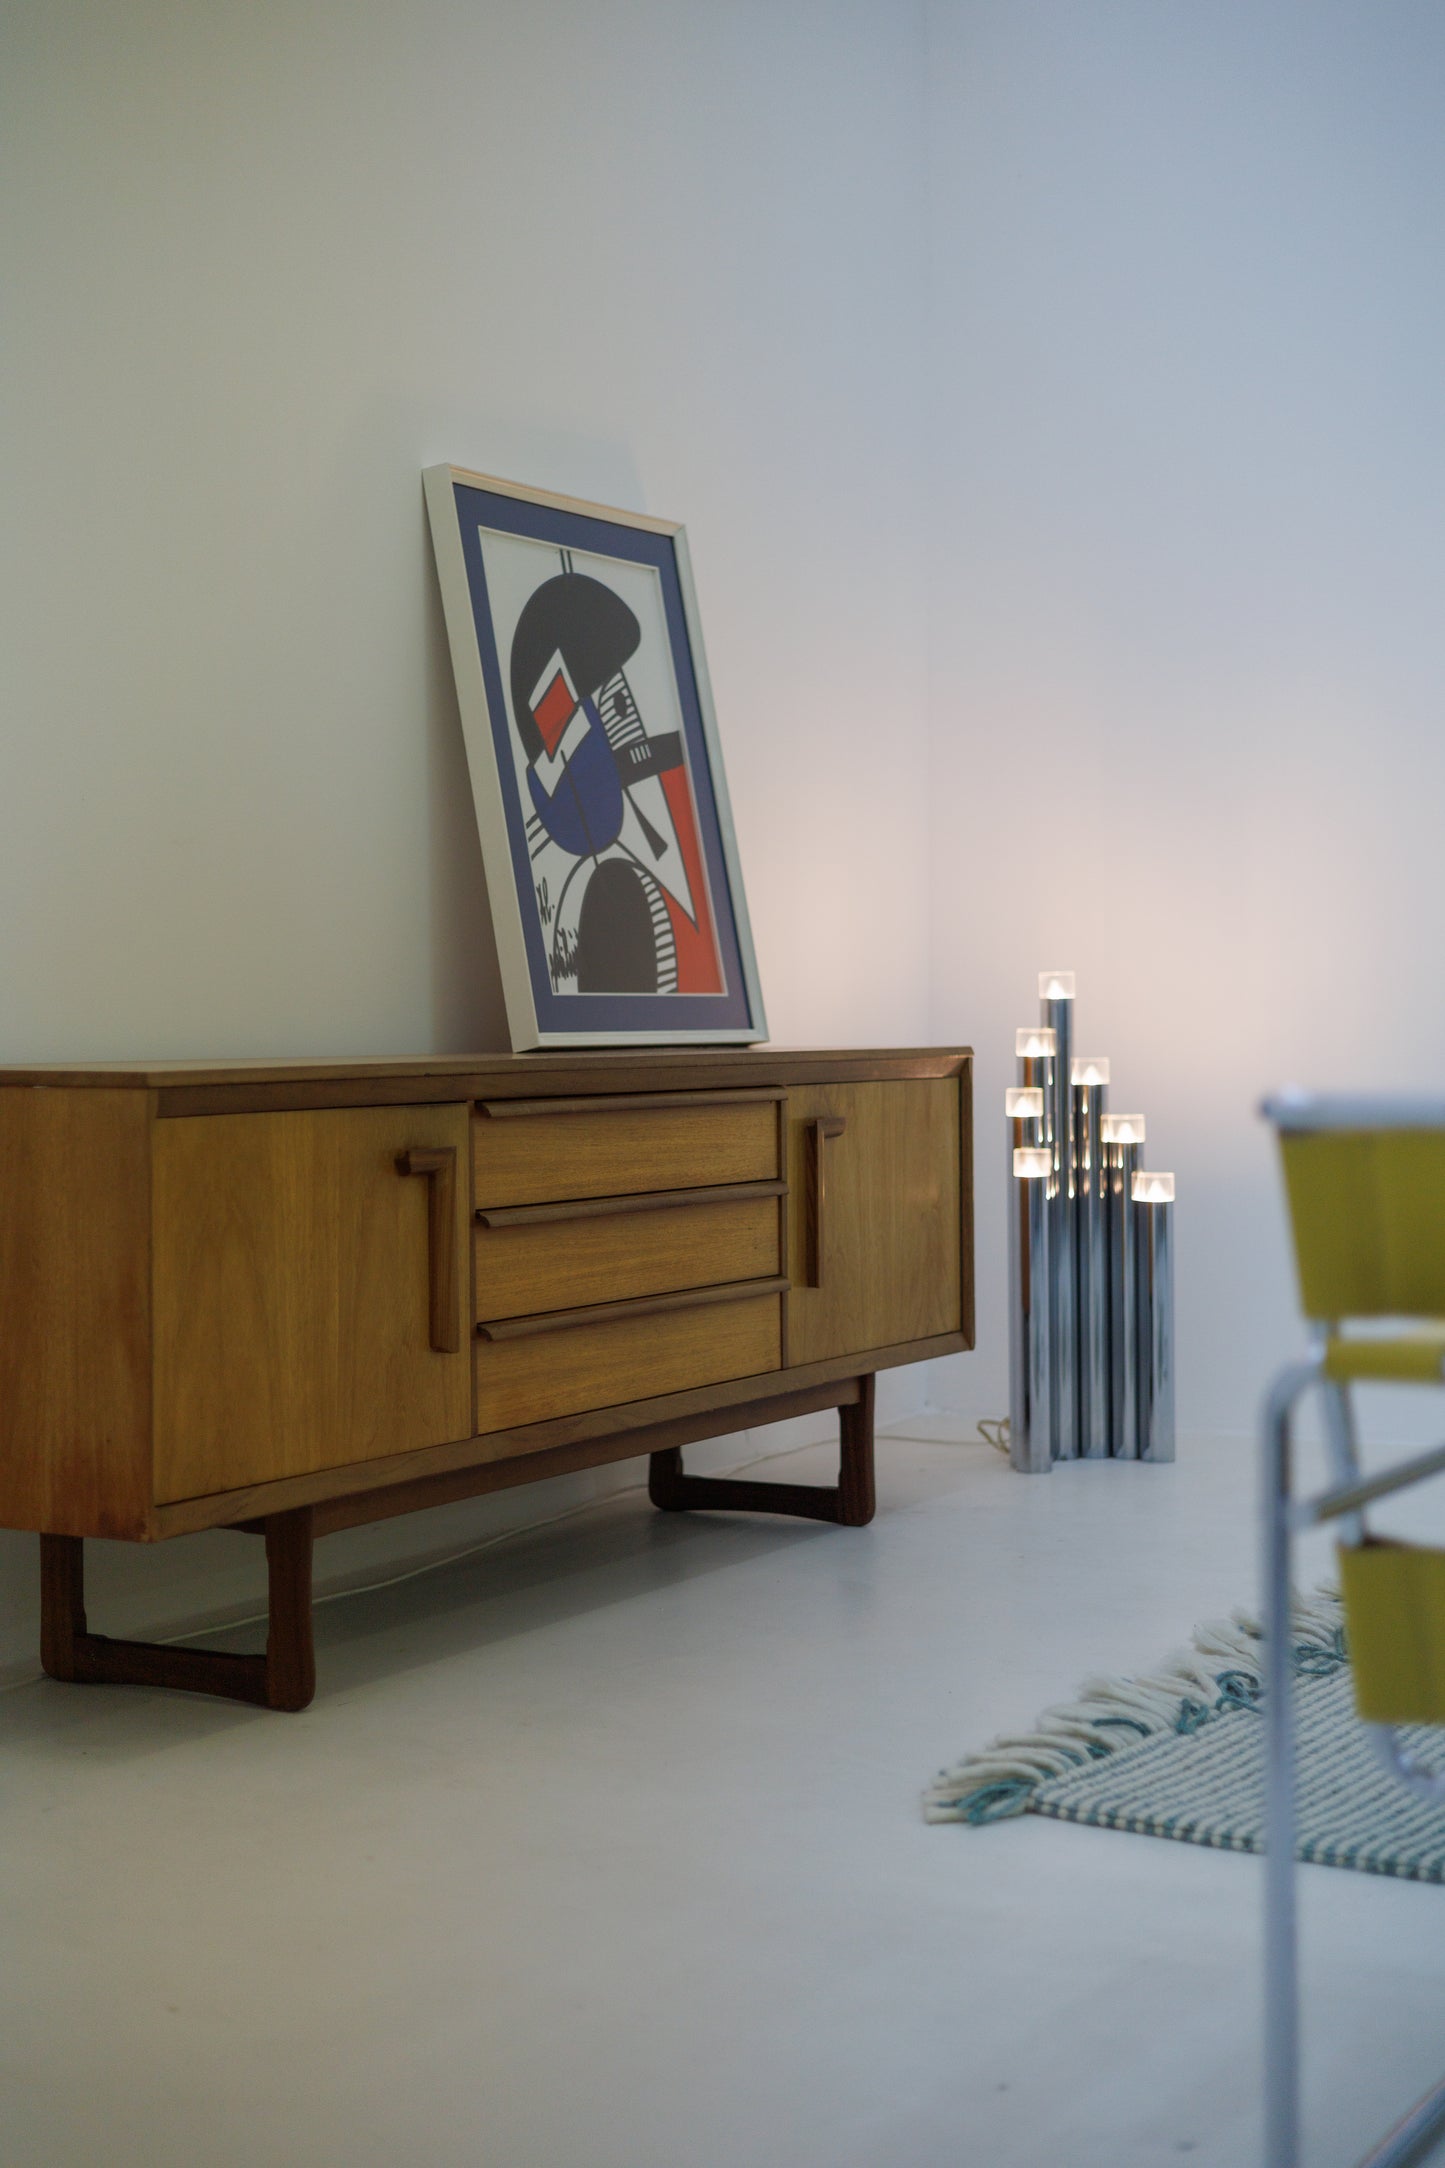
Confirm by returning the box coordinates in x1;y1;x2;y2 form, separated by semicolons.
475;1185;784;1322
473;1092;781;1208
475;1288;782;1434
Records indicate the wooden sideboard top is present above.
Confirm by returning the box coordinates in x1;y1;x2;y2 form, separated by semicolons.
0;1045;973;1117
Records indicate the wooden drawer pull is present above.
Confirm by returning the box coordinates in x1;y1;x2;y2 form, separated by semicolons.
478;1274;790;1342
398;1147;461;1354
476;1179;787;1229
806;1116;847;1288
476;1089;785;1119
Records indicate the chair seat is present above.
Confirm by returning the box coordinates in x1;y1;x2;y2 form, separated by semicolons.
1325;1328;1445;1384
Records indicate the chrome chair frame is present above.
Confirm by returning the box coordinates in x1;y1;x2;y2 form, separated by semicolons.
1263;1093;1445;2168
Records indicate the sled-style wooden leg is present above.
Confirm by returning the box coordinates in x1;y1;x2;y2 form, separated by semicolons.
39;1507;316;1711
648;1373;876;1527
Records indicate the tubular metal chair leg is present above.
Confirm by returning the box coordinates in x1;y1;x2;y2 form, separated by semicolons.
1321;1378;1367;1547
1263;1360;1318;2168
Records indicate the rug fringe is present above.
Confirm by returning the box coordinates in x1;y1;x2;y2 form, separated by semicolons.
923;1586;1347;1825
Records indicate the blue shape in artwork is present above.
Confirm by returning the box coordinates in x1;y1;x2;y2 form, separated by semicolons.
526;700;625;857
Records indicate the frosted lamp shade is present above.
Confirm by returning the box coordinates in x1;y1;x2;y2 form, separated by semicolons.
1005;1088;1045;1119
1070;1057;1111;1087
1132;1171;1176;1204
1039;971;1076;1001
1014;1147;1051;1179
1101;1113;1146;1145
1015;1027;1057;1058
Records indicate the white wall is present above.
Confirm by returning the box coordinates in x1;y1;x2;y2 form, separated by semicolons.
0;0;932;1678
1;0;931;1061
923;2;1445;1443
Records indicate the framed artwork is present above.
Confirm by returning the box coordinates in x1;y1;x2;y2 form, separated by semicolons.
423;465;767;1050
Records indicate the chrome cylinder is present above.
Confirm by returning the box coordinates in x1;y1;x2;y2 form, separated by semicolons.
1134;1173;1176;1463
1072;1062;1111;1457
1103;1116;1144;1459
1014;1033;1056;1457
1005;1088;1045;1471
1039;975;1076;1459
1008;1146;1053;1474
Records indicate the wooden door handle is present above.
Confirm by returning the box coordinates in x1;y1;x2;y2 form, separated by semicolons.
805;1115;847;1288
398;1148;461;1353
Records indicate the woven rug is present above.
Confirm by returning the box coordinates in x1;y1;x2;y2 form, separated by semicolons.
925;1591;1445;1880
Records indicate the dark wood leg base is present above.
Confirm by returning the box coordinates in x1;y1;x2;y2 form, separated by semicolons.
648;1374;876;1528
39;1507;316;1711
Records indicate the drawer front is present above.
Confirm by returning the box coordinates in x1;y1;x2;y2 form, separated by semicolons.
473;1095;779;1208
475;1292;781;1434
475;1191;783;1322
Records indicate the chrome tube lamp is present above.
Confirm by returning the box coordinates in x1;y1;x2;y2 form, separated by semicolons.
1006;1097;1051;1475
1133;1170;1176;1463
1007;975;1175;1468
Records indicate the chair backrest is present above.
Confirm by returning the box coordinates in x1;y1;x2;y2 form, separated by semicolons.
1264;1093;1445;1322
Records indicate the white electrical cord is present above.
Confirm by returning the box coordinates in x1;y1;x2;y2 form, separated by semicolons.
877;1420;1011;1456
0;1433;833;1699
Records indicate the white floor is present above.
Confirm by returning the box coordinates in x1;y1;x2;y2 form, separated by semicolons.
3;1421;1444;2168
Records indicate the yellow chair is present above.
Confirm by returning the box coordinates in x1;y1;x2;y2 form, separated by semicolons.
1263;1092;1445;2168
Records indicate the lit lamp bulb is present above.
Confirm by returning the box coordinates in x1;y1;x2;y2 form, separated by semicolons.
1038;971;1076;1001
1013;1147;1051;1179
1015;1028;1056;1059
1101;1113;1146;1147
1070;1057;1110;1089
1132;1172;1176;1205
1005;1088;1044;1120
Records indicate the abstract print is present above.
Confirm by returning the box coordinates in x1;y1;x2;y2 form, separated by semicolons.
480;534;725;1000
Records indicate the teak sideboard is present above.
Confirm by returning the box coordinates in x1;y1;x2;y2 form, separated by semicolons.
0;1047;973;1709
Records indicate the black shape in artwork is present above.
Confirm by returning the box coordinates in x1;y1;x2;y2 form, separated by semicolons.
613;730;683;784
575;859;658;992
509;574;642;765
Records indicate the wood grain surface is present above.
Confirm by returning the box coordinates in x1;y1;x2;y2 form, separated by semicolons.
475;1189;781;1319
785;1080;963;1366
0;1088;153;1537
152;1329;966;1537
473;1098;779;1208
0;1047;971;1093
153;1104;473;1502
474;1289;781;1433
478;1276;790;1341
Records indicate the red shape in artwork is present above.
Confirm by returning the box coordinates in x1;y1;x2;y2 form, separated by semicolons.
660;765;723;993
532;670;576;757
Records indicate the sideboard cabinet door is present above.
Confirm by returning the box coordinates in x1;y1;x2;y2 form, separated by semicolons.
786;1080;963;1367
153;1106;472;1503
